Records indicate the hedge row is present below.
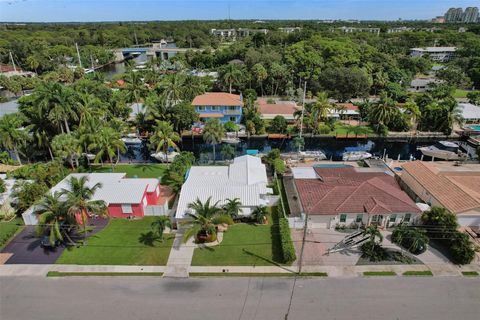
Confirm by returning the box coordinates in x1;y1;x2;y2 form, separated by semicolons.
278;217;296;264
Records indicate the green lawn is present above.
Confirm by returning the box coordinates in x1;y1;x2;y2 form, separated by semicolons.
332;124;374;136
453;89;469;98
56;218;174;265
192;222;281;266
0;217;24;250
90;164;167;178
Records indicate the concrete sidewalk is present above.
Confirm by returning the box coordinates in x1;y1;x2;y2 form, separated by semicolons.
2;263;479;278
163;229;195;278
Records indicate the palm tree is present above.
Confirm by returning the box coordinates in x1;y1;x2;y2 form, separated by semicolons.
145;92;167;123
251;205;268;224
75;92;107;127
151;216;171;241
88;126;126;168
182;75;206;101
0;113;28;165
203;118;225;164
34;82;77;134
221;64;243;94
223;198;242;219
403;99;421;133
35;193;68;246
52;133;80;169
61;176;106;244
220;144;235;160
363;225;383;245
181;197;233;243
369;93;397;132
157;73;185;107
311;92;333;132
124;71;147;111
252;63;268;96
150;121;180;162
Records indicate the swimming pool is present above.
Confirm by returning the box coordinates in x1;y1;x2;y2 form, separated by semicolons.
467;125;480;132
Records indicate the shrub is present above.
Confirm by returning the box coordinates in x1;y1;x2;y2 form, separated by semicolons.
450;232;477;265
279;217;296;264
0;178;5;194
392;224;429;255
361;242;387;262
273;158;286;175
317;124;331;134
268;115;287;134
223;121;239;132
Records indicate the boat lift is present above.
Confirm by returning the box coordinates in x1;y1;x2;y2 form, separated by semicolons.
326;230;369;254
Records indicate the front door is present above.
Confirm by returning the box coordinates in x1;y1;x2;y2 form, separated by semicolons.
370;215;384;227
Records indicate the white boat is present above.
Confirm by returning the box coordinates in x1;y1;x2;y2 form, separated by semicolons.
342;151;372;161
281;150;327;160
151;151;179;163
418;141;466;161
121;133;142;144
82;153;96;161
221;137;241;144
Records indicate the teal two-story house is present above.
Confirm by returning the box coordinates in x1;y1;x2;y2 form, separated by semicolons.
192;92;243;124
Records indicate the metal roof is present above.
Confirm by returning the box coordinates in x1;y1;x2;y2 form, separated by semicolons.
459;103;480;120
50;173;159;205
175;155;271;219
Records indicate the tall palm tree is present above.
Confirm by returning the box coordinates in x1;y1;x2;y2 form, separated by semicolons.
181;197;233;243
35;192;68;246
311;92;333;131
145;92;167;123
150;121;180;162
369;93;397;132
203;118;225;164
157;73;185;107
34;82;77;134
403;99;421;133
61;176;106;244
75;92;107;127
0;113;28;165
52;133;80;169
124;71;147;112
182;75;206;101
223;198;242;219
20;100;55;160
221;64;243;94
88;126;126;168
363;225;383;245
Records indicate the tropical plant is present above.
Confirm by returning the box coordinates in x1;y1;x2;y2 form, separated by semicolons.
361;225;386;261
223;198;242;219
52;133;80;169
221;64;244;94
311;92;333;130
0;113;28;165
220;144;235;160
61;176;106;244
268;115;288;134
392;224;429;255
368;93;397;133
0;178;5;194
181;197;233;243
203;118;225;164
35;192;68;246
88;126;126;168
150;121;180;162
151;216;171;241
251;205;268;224
123;70;147;106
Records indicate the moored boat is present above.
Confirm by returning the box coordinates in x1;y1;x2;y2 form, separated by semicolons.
342;151;372;161
417;141;467;160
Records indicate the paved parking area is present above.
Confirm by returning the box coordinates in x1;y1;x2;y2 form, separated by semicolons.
1;218;109;264
292;228;361;266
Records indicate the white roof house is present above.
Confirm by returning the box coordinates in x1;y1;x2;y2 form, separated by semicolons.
49;173;159;205
459;103;480;122
175;155;273;219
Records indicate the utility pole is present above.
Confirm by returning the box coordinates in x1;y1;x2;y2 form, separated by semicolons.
9;51;16;72
75;43;83;69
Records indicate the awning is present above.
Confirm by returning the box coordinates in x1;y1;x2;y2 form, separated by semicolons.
199;113;224;118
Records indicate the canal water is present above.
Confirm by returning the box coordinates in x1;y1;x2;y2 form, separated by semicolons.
121;137;447;163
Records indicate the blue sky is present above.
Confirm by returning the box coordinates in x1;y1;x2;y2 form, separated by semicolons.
1;0;479;22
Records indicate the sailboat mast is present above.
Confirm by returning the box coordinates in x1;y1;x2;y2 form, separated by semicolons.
299;81;307;139
9;51;17;72
75;43;83;69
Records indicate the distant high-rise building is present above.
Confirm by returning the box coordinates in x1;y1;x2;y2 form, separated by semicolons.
444;7;479;23
464;7;479;23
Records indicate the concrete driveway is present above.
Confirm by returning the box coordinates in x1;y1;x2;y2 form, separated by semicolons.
1;218;109;264
292;228;361;266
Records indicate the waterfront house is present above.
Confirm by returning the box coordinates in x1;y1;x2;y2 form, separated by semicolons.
22;173;174;225
175;155;276;222
329;103;361;121
458;103;480;124
400;161;480;226
257;99;299;123
292;166;421;229
192;92;243;124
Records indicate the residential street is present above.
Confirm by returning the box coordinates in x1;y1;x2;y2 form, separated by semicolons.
1;276;479;320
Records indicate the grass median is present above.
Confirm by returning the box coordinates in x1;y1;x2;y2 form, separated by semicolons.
47;271;163;277
402;271;433;276
363;271;397;276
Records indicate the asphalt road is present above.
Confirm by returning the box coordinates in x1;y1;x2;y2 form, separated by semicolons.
1;276;479;320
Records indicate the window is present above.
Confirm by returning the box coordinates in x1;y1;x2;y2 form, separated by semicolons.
389;214;397;223
371;215;378;222
404;214;411;222
227;106;237;110
210;106;219;111
197;106;206;111
230;116;236;122
340;214;347;223
356;214;363;223
121;204;132;214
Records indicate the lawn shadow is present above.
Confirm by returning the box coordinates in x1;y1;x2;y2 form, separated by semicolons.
242;249;295;273
139;231;161;247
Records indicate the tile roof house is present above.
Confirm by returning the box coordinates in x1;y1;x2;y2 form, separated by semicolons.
22;173;174;225
329;103;360;120
175;155;276;221
257;99;299;122
192;92;243;124
401;161;480;226
292;166;421;229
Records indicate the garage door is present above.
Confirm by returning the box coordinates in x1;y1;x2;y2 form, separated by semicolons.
457;216;480;227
